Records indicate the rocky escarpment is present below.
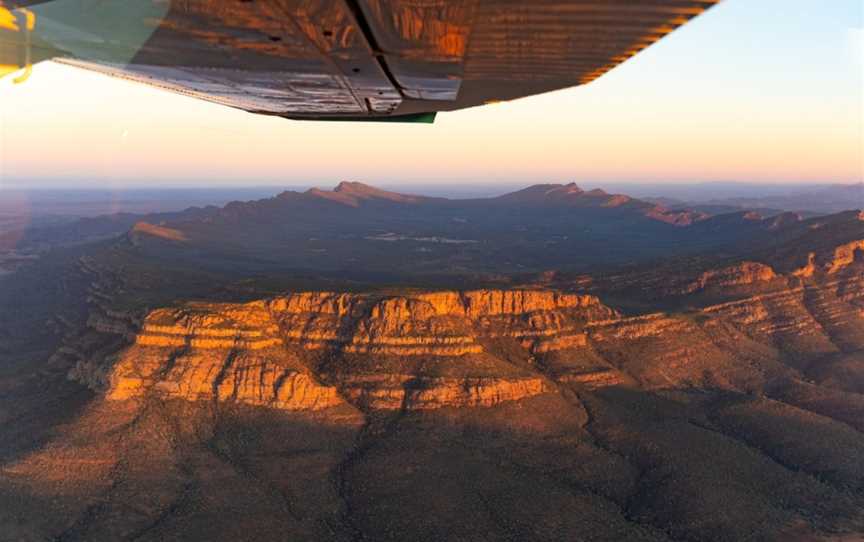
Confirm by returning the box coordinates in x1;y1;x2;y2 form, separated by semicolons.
57;229;864;416
127;290;614;357
701;271;864;357
107;345;344;411
62;255;864;415
75;289;614;412
267;289;612;355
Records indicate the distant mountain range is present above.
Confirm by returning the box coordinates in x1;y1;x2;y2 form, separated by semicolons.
4;181;861;281
646;182;863;216
117;181;816;277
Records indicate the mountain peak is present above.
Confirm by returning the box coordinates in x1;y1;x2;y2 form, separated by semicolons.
558;182;584;193
496;183;584;202
306;182;425;206
544;182;584;195
334;181;379;194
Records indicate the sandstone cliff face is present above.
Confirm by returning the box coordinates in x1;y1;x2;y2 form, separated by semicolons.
103;300;343;411
701;272;864;358
790;241;864;278
108;346;343;411
266;289;614;356
79;289;613;412
538;247;864;390
824;240;864;274
137;302;283;350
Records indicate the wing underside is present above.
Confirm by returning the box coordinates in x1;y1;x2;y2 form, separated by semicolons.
2;0;719;121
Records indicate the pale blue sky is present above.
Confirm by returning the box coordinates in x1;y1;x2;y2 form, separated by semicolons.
0;0;861;188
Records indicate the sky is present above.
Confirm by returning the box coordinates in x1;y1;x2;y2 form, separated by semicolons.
0;0;862;189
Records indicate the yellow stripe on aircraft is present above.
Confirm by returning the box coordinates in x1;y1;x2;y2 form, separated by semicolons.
0;5;20;32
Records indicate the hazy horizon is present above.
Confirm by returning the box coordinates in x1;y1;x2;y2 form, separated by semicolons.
1;180;861;212
1;178;858;191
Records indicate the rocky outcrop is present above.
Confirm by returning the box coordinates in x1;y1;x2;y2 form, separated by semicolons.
544;252;864;389
136;302;283;350
824;240;864;274
792;253;817;278
646;206;709;226
787;239;864;277
684;262;777;293
699;273;864;358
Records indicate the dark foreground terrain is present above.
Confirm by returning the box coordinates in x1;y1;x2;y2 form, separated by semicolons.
0;184;862;541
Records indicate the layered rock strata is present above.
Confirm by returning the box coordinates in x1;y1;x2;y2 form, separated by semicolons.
124;290;612;356
107;346;343;411
85;290;614;411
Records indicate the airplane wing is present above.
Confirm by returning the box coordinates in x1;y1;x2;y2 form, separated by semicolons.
0;0;719;122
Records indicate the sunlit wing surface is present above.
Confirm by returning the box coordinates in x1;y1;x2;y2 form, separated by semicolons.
1;0;720;121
